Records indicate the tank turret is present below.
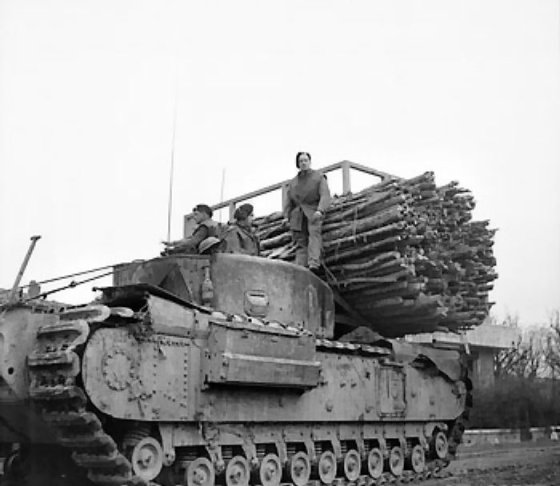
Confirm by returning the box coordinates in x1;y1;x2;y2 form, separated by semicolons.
113;254;335;339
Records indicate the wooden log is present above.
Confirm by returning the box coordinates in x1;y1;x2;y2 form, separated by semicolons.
336;258;409;279
324;220;407;251
260;232;291;249
337;268;412;286
323;211;407;241
323;192;407;225
328;251;402;273
324;235;403;265
345;281;424;299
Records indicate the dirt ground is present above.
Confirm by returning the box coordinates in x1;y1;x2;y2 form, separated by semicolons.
424;441;560;486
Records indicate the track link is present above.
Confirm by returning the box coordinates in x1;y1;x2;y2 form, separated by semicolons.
27;307;143;486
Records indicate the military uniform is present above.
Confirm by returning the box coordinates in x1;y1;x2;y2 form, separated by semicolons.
167;219;221;255
283;169;331;268
222;222;260;256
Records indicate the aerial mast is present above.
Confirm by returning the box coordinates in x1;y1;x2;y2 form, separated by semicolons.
166;84;179;242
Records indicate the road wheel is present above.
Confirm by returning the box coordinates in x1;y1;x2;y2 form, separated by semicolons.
432;431;449;460
317;451;336;485
258;453;282;486
409;444;426;473
366;447;384;479
287;451;311;486
343;449;361;481
388;446;404;477
130;436;164;482
225;456;250;486
185;457;214;486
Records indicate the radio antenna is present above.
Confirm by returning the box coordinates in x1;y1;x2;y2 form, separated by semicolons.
166;84;178;242
219;168;226;222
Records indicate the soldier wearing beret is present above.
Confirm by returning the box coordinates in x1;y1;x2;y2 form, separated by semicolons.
222;203;260;256
163;204;221;255
283;152;331;271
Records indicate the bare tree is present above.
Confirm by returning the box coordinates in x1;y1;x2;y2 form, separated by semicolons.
545;309;560;376
495;338;544;378
494;314;548;378
494;313;522;377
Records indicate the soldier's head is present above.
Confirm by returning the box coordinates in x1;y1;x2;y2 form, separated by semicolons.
234;203;254;225
296;152;311;171
192;204;213;223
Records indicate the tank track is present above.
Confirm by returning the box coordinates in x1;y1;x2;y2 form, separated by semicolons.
26;306;472;486
27;307;140;486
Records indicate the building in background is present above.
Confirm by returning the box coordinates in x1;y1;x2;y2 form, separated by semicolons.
407;323;520;389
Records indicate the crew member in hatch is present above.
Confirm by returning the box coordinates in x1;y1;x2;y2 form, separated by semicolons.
163;204;220;255
222;203;260;256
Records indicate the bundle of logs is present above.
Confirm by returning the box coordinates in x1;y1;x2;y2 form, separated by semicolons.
254;172;497;337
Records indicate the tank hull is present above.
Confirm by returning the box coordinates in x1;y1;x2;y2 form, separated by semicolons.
0;256;471;486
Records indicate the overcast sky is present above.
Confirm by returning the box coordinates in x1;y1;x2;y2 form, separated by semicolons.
1;0;559;326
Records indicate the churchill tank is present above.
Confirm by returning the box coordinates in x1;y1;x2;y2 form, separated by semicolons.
0;252;471;486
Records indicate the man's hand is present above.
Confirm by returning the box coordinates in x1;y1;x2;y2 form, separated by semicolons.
162;238;185;247
312;210;323;222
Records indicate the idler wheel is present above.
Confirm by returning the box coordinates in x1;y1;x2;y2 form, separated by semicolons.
432;431;449;460
186;457;215;486
130;436;164;481
225;455;250;486
317;450;336;484
258;453;282;486
287;451;311;486
409;445;426;473
366;447;384;479
388;446;404;477
342;449;361;481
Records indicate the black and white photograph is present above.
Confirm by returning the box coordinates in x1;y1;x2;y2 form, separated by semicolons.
1;1;559;485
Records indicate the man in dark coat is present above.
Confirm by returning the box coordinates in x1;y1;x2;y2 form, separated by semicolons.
222;203;260;256
163;204;220;255
283;152;331;270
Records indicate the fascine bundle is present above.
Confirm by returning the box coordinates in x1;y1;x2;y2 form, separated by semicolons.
254;172;497;337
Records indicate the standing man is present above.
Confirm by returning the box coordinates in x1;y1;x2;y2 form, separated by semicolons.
283;152;331;271
163;204;220;255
